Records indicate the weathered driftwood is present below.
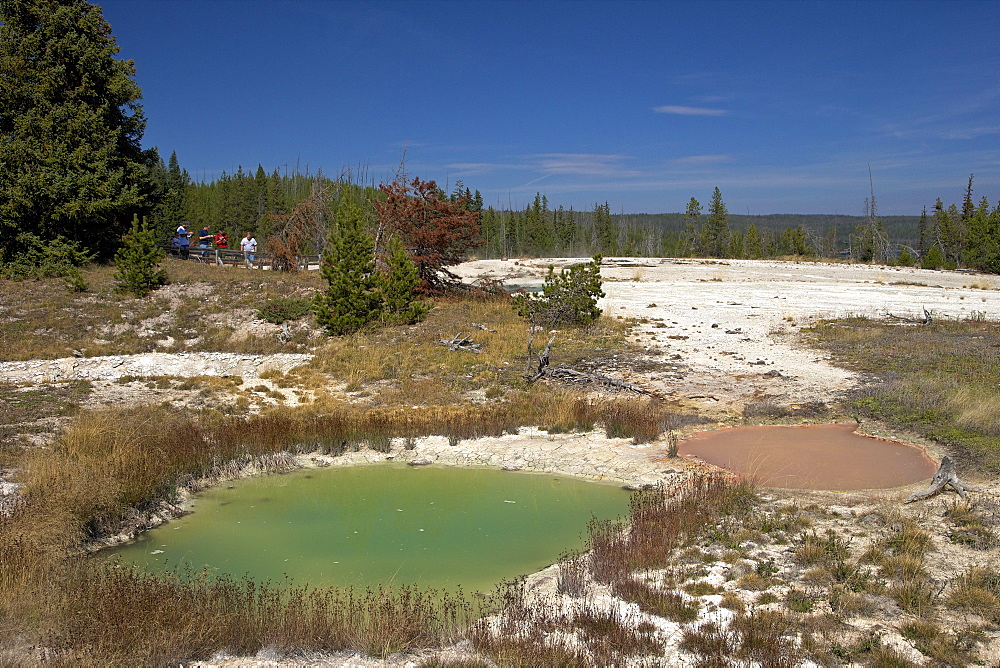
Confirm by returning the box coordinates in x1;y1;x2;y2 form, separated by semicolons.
437;333;482;353
905;456;979;503
887;307;932;325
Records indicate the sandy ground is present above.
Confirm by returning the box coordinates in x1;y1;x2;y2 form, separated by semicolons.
454;257;1000;413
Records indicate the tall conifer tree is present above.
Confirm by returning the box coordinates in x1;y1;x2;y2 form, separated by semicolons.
0;0;153;261
744;223;762;259
682;197;703;256
593;201;618;255
704;187;729;258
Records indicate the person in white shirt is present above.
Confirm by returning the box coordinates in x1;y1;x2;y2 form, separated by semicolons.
240;232;257;263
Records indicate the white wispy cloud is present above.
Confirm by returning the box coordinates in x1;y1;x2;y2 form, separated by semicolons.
879;85;1000;140
671;154;733;166
653;105;728;116
528;153;636;176
446;162;504;175
943;125;1000;140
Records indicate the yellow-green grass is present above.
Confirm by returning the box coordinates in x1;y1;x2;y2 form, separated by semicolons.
806;317;1000;472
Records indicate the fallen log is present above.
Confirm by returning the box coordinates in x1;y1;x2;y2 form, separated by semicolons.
905;456;979;503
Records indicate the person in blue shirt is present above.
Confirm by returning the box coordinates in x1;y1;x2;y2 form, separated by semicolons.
198;226;212;256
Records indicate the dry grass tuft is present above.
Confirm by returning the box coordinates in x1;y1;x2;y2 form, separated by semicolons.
947;566;1000;621
681;610;799;667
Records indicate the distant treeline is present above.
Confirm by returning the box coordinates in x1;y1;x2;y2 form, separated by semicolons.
149;156;1000;273
478;203;922;260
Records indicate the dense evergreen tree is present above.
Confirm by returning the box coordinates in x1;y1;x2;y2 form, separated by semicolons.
514;256;605;327
148;151;188;243
593;202;618;255
779;225;812;256
744;223;762;259
0;0;154;262
553;205;577;253
382;234;429;325
965;196;1000;273
922;243;945;270
933;198;963;266
681;197;702;256
726;229;745;259
524;193;554;255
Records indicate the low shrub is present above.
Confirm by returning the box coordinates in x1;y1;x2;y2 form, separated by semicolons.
513;255;604;327
257;297;313;324
786;588;814;613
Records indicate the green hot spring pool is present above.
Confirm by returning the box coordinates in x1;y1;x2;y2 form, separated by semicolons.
103;464;631;593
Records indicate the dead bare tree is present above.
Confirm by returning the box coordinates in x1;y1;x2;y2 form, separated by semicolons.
266;185;335;271
866;165;891;264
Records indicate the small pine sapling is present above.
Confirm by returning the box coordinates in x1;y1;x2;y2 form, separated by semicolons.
113;214;167;297
313;200;384;336
382;234;430;326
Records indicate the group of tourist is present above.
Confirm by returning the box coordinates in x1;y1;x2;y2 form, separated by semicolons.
173;223;257;262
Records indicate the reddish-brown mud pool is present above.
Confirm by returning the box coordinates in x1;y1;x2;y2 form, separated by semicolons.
678;423;938;490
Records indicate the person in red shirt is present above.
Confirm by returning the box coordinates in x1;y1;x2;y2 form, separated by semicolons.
213;229;228;249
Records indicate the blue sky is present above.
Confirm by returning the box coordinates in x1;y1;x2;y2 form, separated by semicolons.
102;0;1000;215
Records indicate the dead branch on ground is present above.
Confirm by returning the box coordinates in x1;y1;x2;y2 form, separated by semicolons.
437;333;481;353
525;333;656;396
886;307;932;325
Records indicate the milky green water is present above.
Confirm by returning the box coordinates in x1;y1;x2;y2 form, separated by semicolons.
103;464;630;593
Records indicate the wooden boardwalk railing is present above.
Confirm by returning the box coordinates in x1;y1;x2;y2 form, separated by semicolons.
159;245;321;270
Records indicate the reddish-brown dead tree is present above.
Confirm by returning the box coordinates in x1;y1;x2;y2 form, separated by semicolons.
265;185;335;271
373;176;481;294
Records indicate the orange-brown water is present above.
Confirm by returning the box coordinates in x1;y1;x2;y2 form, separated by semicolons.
678;423;938;490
